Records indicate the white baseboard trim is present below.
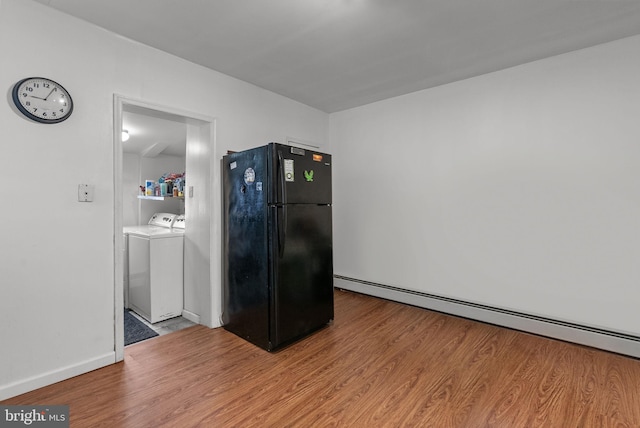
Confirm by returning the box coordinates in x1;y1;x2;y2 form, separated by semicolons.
182;309;201;325
0;352;115;401
335;276;640;359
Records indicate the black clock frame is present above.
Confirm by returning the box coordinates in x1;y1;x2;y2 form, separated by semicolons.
12;77;74;124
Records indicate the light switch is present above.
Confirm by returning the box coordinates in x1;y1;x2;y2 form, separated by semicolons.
78;184;94;202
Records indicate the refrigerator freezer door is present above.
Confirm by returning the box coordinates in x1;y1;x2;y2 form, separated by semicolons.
269;143;332;205
222;146;271;349
269;204;334;349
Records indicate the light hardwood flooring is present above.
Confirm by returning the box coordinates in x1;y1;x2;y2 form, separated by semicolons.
4;289;640;427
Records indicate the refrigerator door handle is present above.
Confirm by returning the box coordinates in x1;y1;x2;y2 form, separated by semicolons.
277;150;287;204
277;205;287;257
276;150;287;256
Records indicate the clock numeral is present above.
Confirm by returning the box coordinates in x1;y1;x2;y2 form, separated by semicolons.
22;92;28;97
26;87;33;92
32;108;38;113
43;83;50;88
52;112;57;117
25;101;31;106
59;109;64;113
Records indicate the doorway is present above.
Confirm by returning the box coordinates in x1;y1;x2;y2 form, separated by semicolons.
113;95;218;361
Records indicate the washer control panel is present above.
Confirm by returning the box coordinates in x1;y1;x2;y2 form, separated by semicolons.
148;213;177;228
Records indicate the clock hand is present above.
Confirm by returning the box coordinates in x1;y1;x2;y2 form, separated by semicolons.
43;88;56;101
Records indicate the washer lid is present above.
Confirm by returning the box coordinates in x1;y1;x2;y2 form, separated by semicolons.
127;227;184;238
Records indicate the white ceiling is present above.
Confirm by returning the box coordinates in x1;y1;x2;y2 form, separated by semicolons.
122;109;187;157
33;0;640;156
34;0;640;113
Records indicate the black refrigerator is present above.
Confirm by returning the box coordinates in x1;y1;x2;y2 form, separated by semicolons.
222;143;334;351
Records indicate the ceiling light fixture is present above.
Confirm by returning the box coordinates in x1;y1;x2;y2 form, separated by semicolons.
122;130;130;142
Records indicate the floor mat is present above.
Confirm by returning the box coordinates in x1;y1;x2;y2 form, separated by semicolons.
124;309;158;346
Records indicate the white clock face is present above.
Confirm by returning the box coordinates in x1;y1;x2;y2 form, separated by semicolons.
12;77;73;123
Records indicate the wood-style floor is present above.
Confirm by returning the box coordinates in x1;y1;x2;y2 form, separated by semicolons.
4;289;640;427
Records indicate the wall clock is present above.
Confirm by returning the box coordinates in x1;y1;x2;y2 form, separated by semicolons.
12;77;73;123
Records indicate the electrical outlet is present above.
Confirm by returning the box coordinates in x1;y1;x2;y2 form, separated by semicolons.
78;184;94;202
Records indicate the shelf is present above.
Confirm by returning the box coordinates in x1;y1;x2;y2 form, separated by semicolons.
138;195;184;201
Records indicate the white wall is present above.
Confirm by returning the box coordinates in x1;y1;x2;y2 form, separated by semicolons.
122;153;186;227
122;153;142;226
0;0;328;399
139;154;186;224
183;120;214;326
330;35;640;337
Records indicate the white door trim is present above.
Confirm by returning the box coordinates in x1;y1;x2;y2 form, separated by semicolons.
113;94;217;361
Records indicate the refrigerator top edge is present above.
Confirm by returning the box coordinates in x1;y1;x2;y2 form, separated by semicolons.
224;143;332;206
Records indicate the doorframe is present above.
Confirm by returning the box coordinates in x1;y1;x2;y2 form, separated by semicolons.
113;94;218;361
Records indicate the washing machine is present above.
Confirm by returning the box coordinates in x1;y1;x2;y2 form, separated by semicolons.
123;212;178;307
124;213;185;323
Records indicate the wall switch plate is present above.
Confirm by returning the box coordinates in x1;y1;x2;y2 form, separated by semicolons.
189;186;194;198
78;184;94;202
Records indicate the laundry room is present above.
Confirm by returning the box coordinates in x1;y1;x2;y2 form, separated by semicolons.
121;106;195;345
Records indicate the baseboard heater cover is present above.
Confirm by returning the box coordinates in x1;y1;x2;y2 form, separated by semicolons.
334;275;640;359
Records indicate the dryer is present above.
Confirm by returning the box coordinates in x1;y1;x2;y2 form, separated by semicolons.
124;213;185;323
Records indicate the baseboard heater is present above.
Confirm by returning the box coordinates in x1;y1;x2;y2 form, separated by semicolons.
334;275;640;359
